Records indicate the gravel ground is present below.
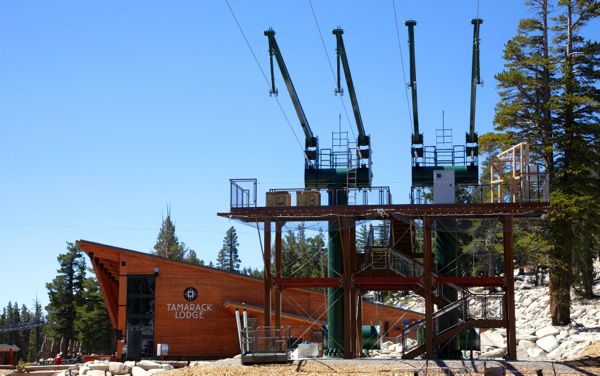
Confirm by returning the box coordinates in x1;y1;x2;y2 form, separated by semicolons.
166;358;600;375
0;370;14;376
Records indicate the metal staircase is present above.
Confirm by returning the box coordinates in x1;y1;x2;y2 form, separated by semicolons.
363;219;505;359
400;292;505;359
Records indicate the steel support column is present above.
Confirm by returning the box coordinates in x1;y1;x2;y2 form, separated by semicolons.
423;215;435;358
342;223;352;358
503;215;517;360
274;222;283;328
263;221;272;327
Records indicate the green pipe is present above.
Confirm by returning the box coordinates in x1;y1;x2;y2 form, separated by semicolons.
327;189;347;355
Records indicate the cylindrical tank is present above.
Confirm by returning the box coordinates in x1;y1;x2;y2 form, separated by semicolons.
362;325;381;351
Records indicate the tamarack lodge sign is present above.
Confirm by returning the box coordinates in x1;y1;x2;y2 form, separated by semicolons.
166;287;213;319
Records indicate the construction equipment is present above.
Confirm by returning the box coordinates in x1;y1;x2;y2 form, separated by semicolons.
406;19;482;186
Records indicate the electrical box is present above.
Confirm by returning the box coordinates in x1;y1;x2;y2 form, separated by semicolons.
296;191;321;207
266;191;291;207
433;169;455;204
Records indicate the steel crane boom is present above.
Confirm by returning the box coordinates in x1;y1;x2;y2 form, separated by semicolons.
467;19;483;152
264;28;318;160
332;28;370;149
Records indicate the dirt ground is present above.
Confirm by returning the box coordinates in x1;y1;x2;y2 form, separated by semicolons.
581;341;600;358
166;358;600;376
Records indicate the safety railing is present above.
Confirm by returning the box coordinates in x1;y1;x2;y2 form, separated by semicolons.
400;292;505;356
230;178;257;208
240;326;291;355
410;177;549;205
268;186;391;206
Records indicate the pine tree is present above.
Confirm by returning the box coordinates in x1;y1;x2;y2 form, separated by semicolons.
494;0;557;174
356;224;370;253
75;274;114;354
45;242;86;346
185;249;202;265
27;298;44;362
153;209;187;260
216;226;241;272
495;0;599;324
550;0;600;304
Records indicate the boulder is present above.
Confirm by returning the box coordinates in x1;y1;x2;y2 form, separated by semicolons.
159;361;187;369
535;326;559;338
518;339;536;351
88;363;109;371
146;369;165;376
88;371;111;376
516;333;538;342
109;362;130;375
480;330;505;348
124;361;136;368
79;367;90;376
136;361;162;371
526;345;545;359
480;348;505;358
132;366;148;376
536;335;559;353
189;361;210;367
160;364;174;371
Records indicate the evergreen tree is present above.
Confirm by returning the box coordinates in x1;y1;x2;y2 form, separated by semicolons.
550;0;600;305
494;0;599;324
356;224;370;253
75;274;114;354
44;242;86;346
185;249;202;265
153;209;187;260
27;298;44;362
494;0;557;175
216;226;241;272
280;224;327;278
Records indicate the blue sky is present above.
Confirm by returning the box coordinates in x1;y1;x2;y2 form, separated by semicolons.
1;1;598;309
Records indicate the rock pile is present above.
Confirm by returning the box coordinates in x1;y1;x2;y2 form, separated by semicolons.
477;274;600;361
382;263;600;361
56;360;187;376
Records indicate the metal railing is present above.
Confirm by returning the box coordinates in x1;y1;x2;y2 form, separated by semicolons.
410;177;549;205
400;292;506;356
241;326;291;355
268;186;391;206
230;178;257;208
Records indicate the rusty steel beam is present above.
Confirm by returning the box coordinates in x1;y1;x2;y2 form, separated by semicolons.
504;215;517;360
354;276;421;289
434;276;504;287
218;202;549;222
423;215;435;359
274;222;283;328
274;277;341;288
263;221;272;327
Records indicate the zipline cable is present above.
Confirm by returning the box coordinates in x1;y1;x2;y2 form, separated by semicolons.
392;0;414;130
307;0;356;139
224;0;307;160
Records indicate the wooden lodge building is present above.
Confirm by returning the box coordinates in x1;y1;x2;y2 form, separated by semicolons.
76;240;422;359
